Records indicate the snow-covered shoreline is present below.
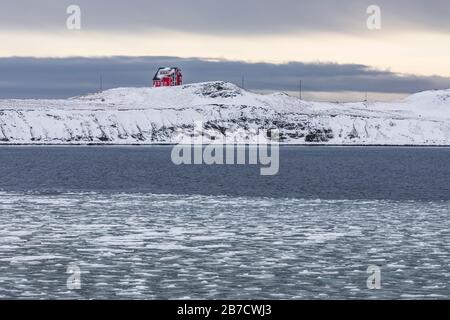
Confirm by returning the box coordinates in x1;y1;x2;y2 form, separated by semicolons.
1;81;449;145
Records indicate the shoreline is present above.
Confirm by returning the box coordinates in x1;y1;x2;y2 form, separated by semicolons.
1;143;450;147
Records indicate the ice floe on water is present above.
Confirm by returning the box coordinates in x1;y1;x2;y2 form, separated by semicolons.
0;191;449;299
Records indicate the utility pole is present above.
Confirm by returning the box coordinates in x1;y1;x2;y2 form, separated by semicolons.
364;92;369;108
299;79;302;100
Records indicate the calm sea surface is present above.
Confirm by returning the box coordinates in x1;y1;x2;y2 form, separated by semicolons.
0;146;449;299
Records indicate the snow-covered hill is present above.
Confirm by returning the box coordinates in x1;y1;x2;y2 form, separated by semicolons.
0;81;449;145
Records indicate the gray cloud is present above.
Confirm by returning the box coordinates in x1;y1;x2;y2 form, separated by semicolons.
1;0;449;34
0;56;449;99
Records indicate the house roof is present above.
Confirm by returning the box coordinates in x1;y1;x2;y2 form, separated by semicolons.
153;67;180;81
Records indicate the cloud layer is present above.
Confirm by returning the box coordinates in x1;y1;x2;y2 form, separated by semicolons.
1;56;449;99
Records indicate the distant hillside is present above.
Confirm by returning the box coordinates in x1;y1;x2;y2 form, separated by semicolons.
0;81;449;145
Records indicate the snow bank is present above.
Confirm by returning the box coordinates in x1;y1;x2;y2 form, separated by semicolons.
0;81;449;145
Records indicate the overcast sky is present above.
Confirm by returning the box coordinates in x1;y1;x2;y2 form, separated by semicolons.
2;0;449;34
0;0;449;100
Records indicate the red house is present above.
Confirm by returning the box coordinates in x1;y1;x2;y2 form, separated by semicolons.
153;67;183;87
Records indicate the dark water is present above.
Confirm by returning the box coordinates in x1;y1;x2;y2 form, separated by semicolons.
0;146;449;299
0;146;449;200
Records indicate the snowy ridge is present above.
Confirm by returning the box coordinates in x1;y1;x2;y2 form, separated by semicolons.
0;81;449;145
